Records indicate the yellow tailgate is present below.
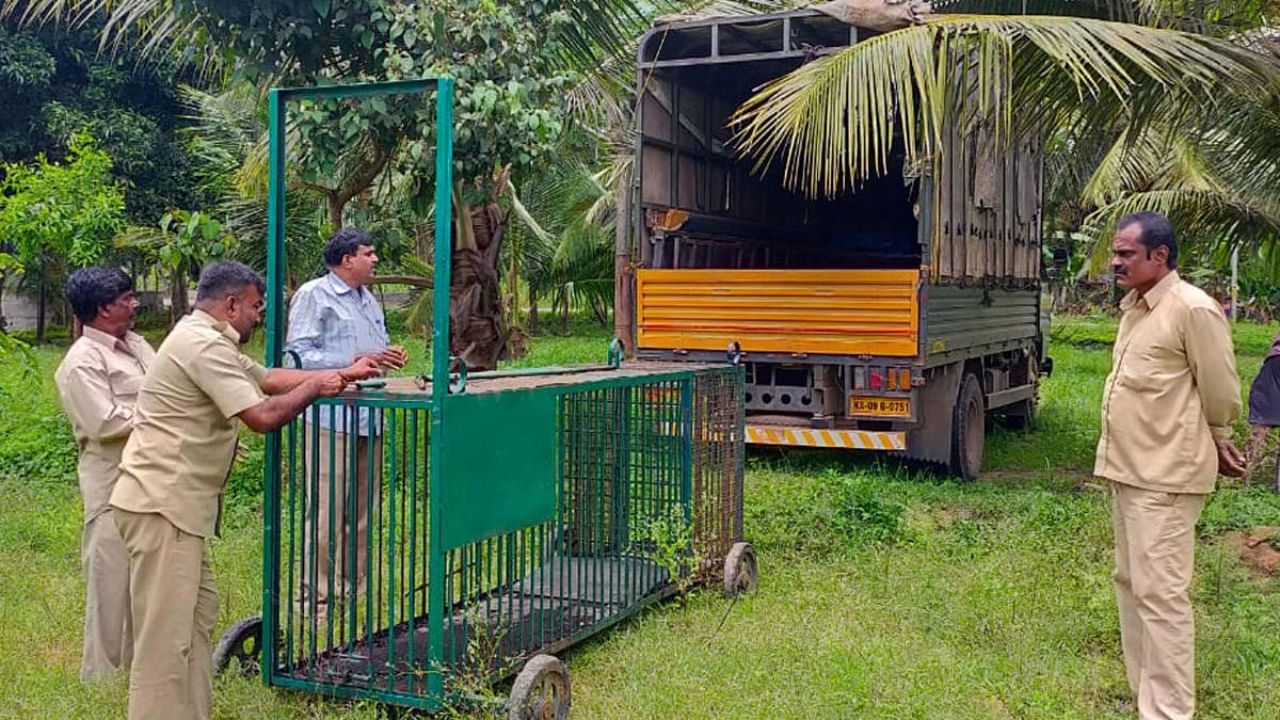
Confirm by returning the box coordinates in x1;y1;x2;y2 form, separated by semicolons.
636;269;920;357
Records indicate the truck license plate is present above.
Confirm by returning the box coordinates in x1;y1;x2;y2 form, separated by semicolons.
849;396;911;418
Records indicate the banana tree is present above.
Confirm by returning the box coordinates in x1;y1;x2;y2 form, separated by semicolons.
116;209;234;324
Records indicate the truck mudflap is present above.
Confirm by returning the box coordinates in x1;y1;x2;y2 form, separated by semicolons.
746;425;906;451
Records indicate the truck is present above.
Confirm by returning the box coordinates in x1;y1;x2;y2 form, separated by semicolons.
614;8;1051;479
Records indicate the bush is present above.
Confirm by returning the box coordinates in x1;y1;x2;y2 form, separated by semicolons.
1199;485;1280;538
0;349;77;484
224;434;265;520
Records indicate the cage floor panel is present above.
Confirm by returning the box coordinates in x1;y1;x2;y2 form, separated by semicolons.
282;554;668;694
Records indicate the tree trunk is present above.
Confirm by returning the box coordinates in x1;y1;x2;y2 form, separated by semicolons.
561;288;569;334
35;271;46;343
170;267;189;326
448;190;510;371
528;285;539;335
591;296;608;328
328;195;343;230
507;242;519;327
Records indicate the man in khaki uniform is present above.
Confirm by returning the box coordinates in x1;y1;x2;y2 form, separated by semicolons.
1095;211;1245;720
54;267;156;683
109;262;379;720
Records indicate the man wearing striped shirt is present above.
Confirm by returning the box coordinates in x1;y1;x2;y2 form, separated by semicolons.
286;227;408;619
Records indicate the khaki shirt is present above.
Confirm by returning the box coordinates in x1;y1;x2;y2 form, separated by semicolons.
110;310;269;538
1094;271;1242;494
54;326;156;524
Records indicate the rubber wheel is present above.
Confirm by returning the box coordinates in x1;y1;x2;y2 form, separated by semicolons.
723;542;758;598
507;654;571;720
213;616;262;677
950;373;985;481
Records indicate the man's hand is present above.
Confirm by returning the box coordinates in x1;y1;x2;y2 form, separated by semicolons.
1215;436;1247;478
384;345;409;369
355;346;408;370
339;356;382;382
312;371;348;398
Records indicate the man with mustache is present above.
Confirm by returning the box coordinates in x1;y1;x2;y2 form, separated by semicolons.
55;267;156;682
1095;211;1245;720
285;227;407;622
108;261;380;720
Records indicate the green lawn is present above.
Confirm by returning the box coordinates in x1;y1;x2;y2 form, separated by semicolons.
1;315;1277;719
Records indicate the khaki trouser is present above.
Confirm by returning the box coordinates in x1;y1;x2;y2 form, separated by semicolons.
1111;482;1207;720
80;509;133;682
299;427;381;618
115;509;218;720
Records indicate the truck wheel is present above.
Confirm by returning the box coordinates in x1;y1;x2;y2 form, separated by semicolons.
950;374;985;481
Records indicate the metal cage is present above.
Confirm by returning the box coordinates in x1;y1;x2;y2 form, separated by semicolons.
218;77;752;716
257;366;744;711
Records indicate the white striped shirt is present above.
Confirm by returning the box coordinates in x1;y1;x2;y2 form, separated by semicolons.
285;272;389;435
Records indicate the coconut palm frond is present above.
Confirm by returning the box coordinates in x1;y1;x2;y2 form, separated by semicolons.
2;0;225;77
1084;187;1280;274
732;13;1280;198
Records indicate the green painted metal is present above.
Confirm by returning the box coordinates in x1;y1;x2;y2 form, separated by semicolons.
259;76;452;699
438;390;557;551
276;78;437;102
256;74;746;716
427;77;455;702
261;87;288;685
264;368;743;709
414;362;618;385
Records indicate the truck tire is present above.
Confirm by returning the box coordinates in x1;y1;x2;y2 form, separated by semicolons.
950;373;985;481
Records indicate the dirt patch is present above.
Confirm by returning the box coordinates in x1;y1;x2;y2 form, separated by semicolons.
983;695;1015;719
1227;527;1280;578
934;505;979;525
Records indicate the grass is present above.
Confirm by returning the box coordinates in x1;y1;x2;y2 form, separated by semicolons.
1;314;1278;719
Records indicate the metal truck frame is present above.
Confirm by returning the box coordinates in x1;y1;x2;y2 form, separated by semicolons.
616;9;1052;479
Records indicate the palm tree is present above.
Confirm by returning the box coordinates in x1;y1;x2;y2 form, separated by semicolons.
509;159;621;333
1078;65;1280;272
179;83;330;286
730;1;1280;254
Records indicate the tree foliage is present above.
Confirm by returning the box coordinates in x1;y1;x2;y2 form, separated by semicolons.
0;19;196;223
0;131;124;266
0;131;125;339
116;208;234;321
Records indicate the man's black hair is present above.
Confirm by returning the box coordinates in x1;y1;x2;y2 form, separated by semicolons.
65;267;134;324
1117;211;1178;269
196;261;266;303
323;227;374;268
